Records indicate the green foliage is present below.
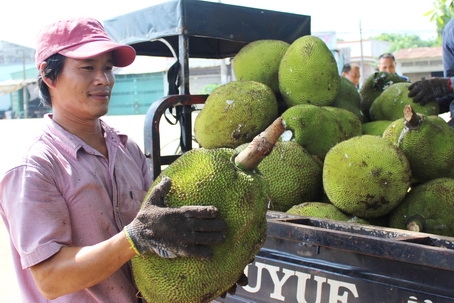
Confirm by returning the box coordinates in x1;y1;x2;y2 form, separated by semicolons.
199;83;220;94
373;33;437;52
425;0;454;43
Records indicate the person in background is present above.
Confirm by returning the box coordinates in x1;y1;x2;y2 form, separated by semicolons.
341;63;361;89
0;17;229;302
378;52;410;81
408;19;454;126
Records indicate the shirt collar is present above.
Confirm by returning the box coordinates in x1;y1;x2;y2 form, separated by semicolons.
42;114;129;159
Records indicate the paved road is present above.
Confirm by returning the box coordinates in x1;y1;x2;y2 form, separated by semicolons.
0;114;193;302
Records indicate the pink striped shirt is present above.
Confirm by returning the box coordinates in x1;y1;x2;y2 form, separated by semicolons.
0;114;152;302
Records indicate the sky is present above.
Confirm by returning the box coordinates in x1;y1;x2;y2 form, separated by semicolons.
0;0;438;49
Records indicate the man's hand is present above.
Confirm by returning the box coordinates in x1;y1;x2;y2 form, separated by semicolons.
124;177;227;259
408;78;453;105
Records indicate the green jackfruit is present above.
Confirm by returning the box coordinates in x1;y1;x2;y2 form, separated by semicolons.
131;118;285;303
281;104;362;160
236;141;323;212
232;39;290;94
359;71;408;120
382;105;454;183
361;120;393;136
389;178;454;237
287;202;369;224
323;135;411;218
369;82;439;121
278;35;340;107
194;80;278;149
332;76;366;122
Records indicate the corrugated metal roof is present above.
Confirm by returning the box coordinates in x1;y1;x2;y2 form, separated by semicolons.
394;47;442;60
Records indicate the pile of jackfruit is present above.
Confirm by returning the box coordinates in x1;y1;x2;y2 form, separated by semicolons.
194;35;454;239
131;36;454;303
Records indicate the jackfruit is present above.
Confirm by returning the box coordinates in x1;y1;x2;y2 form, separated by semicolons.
369;82;439;121
382;105;454;183
281;104;362;160
131;117;285;303
332;76;366;122
194;80;278;149
323;135;411;218
232;39;290;94
278;35;340;107
389;178;454;237
359;71;408;120
236;141;323;212
381;118;404;143
361;120;393;136
287;202;369;224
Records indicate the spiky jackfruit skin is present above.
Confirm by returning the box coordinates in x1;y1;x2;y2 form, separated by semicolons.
381;118;405;142
278;35;340;107
369;82;439;121
287;202;370;224
359;72;408;120
236;141;323;212
287;202;351;221
281;104;362;160
194;80;278;149
323;135;411;218
389;178;454;237
362;120;393;136
382;114;454;183
131;148;269;303
332;76;366;122
232;39;290;94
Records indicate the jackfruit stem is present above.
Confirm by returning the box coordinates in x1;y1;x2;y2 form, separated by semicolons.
234;117;285;171
406;214;426;233
407;221;422;232
403;104;423;129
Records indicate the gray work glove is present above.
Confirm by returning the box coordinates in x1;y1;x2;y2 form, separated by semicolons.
124;176;227;259
408;78;453;105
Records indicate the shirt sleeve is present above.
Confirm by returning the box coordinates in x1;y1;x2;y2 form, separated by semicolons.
1;163;71;269
443;19;454;78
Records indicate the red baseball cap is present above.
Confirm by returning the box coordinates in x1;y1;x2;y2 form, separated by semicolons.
35;17;136;69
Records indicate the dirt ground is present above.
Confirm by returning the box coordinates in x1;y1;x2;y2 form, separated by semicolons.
0;113;191;302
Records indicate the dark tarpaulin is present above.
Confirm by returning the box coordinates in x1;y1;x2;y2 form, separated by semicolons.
103;0;311;59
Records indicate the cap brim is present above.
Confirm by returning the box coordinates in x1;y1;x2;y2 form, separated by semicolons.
59;41;136;67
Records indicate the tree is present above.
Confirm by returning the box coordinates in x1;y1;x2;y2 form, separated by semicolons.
425;0;454;43
373;33;437;53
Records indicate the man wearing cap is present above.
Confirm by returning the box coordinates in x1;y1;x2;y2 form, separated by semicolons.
0;17;228;302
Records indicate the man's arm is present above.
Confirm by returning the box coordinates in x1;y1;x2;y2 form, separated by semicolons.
30;232;135;300
30;177;227;300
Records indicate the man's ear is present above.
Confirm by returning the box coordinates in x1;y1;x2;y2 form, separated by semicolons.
39;62;56;88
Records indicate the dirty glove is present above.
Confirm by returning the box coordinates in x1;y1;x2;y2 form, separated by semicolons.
408;78;453;105
219;273;249;298
124;176;227;259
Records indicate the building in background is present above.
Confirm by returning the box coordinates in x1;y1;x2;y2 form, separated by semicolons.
0;41;37;118
394;47;443;82
0;38;445;119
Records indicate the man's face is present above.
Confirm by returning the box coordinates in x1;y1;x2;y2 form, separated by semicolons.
378;57;396;74
343;67;360;87
49;52;115;119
